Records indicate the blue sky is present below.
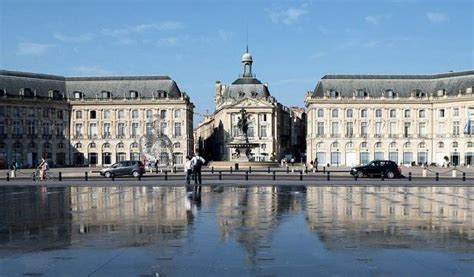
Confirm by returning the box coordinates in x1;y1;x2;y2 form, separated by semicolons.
1;0;473;121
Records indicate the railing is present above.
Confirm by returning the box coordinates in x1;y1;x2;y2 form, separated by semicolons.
42;134;52;139
12;134;23;139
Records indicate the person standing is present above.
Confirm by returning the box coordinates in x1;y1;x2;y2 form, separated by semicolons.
191;152;205;185
314;157;319;172
38;158;49;181
155;159;159;174
184;156;193;191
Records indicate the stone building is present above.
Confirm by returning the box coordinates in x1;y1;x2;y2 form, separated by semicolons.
305;71;474;166
194;49;305;162
0;71;70;168
0;70;193;168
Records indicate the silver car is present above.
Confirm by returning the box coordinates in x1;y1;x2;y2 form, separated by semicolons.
100;160;145;178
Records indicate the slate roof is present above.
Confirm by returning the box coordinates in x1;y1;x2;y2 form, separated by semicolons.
0;70;183;99
312;70;474;98
222;77;270;99
0;70;66;99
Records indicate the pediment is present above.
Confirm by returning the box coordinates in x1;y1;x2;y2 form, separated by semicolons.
228;97;274;109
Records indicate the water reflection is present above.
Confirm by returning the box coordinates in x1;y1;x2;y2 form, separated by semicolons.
0;185;473;275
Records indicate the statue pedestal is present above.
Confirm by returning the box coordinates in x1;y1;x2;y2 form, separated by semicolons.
227;142;260;162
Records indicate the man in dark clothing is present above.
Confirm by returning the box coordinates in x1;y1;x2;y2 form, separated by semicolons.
191;152;205;185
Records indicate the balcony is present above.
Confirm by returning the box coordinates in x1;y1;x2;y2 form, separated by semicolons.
12;134;23;139
388;134;398;138
316;134;325;138
403;134;412;138
42;134;52;139
73;134;83;140
88;134;98;140
374;134;383;138
28;134;38;139
436;134;446;138
102;134;112;139
116;135;125;139
345;133;354;138
330;134;341;138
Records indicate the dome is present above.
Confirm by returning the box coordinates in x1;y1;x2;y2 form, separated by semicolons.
242;52;253;63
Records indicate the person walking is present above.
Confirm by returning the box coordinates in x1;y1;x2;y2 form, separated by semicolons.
184;156;193;192
314;157;319;172
38;158;49;181
191;152;205;185
155;159;159;174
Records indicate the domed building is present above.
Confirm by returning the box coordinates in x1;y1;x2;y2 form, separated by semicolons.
195;49;306;162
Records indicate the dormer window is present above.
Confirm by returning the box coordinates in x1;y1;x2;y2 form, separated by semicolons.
0;89;5;97
329;90;339;98
414;90;426;98
156;90;167;98
129;90;139;99
437;89;446;97
385;89;396;98
251;91;258;98
74;91;83;99
101;91;111;99
49;90;62;100
20;88;34;98
356;89;368;98
238;91;245;97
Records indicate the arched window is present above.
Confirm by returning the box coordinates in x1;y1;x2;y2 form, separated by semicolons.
75;143;82;149
375;142;382;148
346;142;353;149
361;109;368;118
317;109;324;117
389;142;397;148
131;142;139;148
346;109;353;118
360;142;368;148
316;142;324;148
331;109;338;118
418;142;426;148
404;142;411;148
331;142;339;148
89;142;96;148
103;143;110;148
375;109;382;118
118;142;124;148
389;109;396;118
468;142;474;148
385;89;396;98
438;142;444;148
129;90;139;98
452;142;458;148
44;142;51;149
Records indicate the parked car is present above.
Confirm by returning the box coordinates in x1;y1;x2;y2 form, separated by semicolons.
100;160;145;178
350;160;402;179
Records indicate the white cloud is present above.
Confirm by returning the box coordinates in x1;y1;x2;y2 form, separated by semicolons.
426;12;449;23
17;42;53;56
310;52;326;59
267;6;308;25
54;32;94;42
72;65;112;76
364;15;391;25
102;21;183;37
157;36;179;46
218;29;233;41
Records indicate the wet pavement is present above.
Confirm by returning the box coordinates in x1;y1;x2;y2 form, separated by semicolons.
0;185;473;276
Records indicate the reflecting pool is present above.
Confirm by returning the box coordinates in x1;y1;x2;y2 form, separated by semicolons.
0;185;473;276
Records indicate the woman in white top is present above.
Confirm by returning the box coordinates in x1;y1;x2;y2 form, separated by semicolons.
184;156;193;188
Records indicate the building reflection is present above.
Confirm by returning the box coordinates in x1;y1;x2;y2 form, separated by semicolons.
70;186;194;247
0;186;72;249
216;186;306;265
306;186;474;250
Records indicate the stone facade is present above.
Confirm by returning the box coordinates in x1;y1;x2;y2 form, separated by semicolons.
305;71;474;166
0;70;194;168
194;50;305;162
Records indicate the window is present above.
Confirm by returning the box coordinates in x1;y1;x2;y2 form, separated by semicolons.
439;109;445;118
146;123;153;135
390;109;396;118
132;110;139;119
90;110;96;119
174;122;182;137
74;91;82;99
389;142;397;148
404;122;411;138
360;122;367;137
27;121;36;135
356;90;368;98
129;90;138;98
419;110;426;118
118;110;125;119
146;110;153;119
375;142;382;148
346;109;353;118
453;121;460;136
89;142;96;148
75;143;82;148
43;108;49;118
329;90;339;98
103;110;110;119
418;142;426;148
75;123;82;137
174;142;181;149
160;122;167;135
42;122;51;135
259;125;267;137
437;122;446;136
160;110;167;119
346;122;353;137
419;122;427;137
361;109;368;118
468;142;474;148
438;142;444;148
117;123;125;137
56;123;64;137
453;142;458;148
317;122;324;136
331;109;338;118
404;110;411;118
404;142;411;148
118;142;124;148
317;109;324;117
375;109;382;118
331;122;339;137
131;123;139;137
453;108;459;117
103;123;111;138
375;122;382;137
174;109;181;119
386;89;396;98
58;143;64;149
101;91;111;99
131;142;139;148
89;123;97;138
259;113;267;122
103;143;110;148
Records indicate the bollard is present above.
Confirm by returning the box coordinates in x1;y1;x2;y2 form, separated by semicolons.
267;166;270;174
112;174;115;181
381;172;384;181
300;170;303;181
138;174;141;181
173;166;176;173
452;170;457;178
286;166;289;174
354;174;358;181
245;171;249;181
323;166;326;174
85;172;88;181
249;166;252;174
436;172;439;181
305;166;308;174
408;172;412;181
211;166;214;174
219;171;222;180
6;172;9;182
273;171;276;181
230;167;233;174
463;172;466;181
327;171;330;181
235;163;239;171
59;172;62;181
165;171;168;181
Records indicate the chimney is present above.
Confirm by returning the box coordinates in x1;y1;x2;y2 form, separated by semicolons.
215;81;222;96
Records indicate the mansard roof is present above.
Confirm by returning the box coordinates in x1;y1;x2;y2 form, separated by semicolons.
312;70;474;98
0;70;66;99
222;77;270;100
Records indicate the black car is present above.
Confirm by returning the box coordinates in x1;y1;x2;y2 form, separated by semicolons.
350;160;402;179
100;160;145;178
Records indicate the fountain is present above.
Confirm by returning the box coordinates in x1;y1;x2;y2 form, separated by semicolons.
227;108;260;162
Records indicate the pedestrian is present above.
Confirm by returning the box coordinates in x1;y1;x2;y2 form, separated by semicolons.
38;158;49;181
191;152;205;185
184;156;193;191
314;157;318;172
291;157;295;166
155;159;159;173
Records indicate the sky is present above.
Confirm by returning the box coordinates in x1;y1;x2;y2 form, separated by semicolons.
1;0;473;122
